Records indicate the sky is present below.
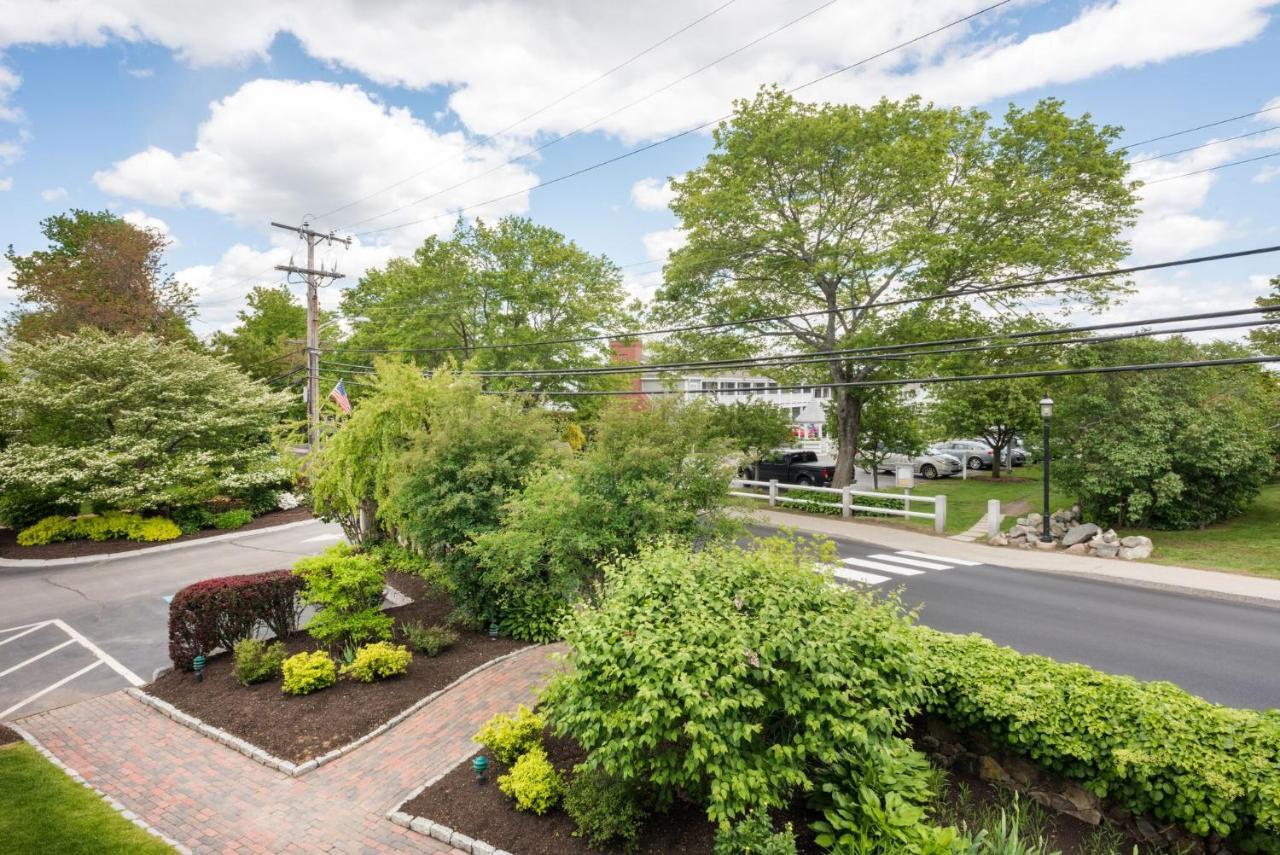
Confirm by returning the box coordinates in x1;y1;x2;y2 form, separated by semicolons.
0;0;1278;339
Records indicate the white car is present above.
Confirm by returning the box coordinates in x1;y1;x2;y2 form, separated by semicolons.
857;448;964;480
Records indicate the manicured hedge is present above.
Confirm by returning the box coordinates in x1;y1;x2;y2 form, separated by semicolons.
919;629;1280;852
167;571;304;670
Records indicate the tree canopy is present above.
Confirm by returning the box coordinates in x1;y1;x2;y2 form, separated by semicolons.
1251;275;1279;353
210;284;330;381
0;332;290;527
4;209;195;343
651;88;1138;485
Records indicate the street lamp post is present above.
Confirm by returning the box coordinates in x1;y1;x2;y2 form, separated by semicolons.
1039;396;1054;543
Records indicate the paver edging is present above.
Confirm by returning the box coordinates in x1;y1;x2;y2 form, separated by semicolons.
128;643;541;777
387;752;515;855
7;721;193;855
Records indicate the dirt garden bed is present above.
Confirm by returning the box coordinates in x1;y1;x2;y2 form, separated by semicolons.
0;506;316;560
146;572;529;763
0;725;19;746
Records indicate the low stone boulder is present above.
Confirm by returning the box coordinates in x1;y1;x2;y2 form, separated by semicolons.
1060;522;1099;547
1118;535;1154;560
1093;541;1120;558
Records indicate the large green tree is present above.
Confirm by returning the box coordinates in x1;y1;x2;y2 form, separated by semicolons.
338;217;636;393
0;332;290;527
1251;275;1279;352
652;88;1138;485
4;210;195;343
210;284;333;380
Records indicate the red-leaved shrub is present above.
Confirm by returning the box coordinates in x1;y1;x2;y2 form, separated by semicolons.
168;571;304;670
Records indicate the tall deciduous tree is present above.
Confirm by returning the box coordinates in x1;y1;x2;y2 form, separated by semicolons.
210;284;330;380
850;389;926;490
653;88;1138;485
1251;275;1279;352
707;399;793;459
4;210;195;343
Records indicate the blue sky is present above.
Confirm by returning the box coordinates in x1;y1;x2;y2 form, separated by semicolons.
1;0;1277;335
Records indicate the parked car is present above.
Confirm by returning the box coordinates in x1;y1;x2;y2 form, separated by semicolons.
933;440;996;471
743;449;835;486
967;438;1026;467
856;447;963;480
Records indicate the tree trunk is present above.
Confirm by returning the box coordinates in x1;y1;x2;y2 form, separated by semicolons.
832;390;863;488
358;499;378;543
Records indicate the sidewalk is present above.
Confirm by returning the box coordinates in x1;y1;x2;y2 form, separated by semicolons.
741;507;1280;608
13;643;564;854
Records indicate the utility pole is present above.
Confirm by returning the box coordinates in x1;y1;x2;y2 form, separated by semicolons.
272;221;351;452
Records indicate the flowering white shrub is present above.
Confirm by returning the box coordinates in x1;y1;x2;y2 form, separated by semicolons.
276;492;300;510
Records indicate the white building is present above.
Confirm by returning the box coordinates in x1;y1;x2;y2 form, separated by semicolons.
638;371;833;438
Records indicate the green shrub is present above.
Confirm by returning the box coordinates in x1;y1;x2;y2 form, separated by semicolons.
172;507;215;535
563;766;647;851
498;585;570;643
338;641;412;682
292;544;392;647
713;810;797;855
212;509;253;530
474;705;544;765
921;628;1280;851
498;746;563;814
232;639;287;686
281;650;336;695
400;621;458;657
16;516;77;546
134;517;182;541
543;537;929;825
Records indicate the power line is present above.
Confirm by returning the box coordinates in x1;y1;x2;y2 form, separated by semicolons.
321;243;1280;355
1128;125;1279;165
1119;104;1280;150
313;0;743;224
341;0;843;232
351;0;1014;239
1142;150;1280;185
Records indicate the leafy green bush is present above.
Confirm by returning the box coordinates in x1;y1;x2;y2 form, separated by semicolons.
212;509;253;530
281;650;336;695
338;641;412;682
562;766;647;851
543;537;930;825
399;621;458;657
16;512;181;546
921;628;1280;851
232;639;287;686
498;745;563;814
713;810;797;855
172;507;215;535
292;545;392;647
474;705;544;766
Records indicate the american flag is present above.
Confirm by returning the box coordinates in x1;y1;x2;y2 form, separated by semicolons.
329;379;352;415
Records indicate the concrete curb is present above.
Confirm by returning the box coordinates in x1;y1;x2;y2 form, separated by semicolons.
388;754;514;855
0;518;325;569
740;507;1280;609
8;721;192;855
129;644;540;778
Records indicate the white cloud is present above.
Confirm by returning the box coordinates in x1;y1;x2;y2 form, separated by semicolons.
40;186;67;202
1252;165;1280;184
631;175;678;211
125;67;154;78
0;176;11;191
2;1;1275;144
94;79;537;253
641;227;686;262
120;209;179;246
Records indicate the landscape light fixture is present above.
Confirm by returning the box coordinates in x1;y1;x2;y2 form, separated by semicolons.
488;621;500;640
1039;396;1054;543
193;654;206;682
473;754;489;784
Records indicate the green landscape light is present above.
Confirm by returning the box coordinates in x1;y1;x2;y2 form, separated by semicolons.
488;621;499;640
473;754;488;783
192;654;206;682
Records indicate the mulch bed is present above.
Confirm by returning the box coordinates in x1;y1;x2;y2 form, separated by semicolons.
0;506;316;560
146;572;530;763
0;725;19;746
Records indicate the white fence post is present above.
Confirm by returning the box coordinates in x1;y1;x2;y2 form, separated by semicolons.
934;494;947;535
987;499;1001;539
841;486;852;518
768;479;779;507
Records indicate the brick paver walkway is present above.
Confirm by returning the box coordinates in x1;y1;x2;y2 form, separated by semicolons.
17;644;565;854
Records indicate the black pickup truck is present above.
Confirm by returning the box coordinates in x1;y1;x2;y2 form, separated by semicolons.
743;450;835;487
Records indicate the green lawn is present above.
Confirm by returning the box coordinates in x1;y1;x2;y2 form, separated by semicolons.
0;742;174;854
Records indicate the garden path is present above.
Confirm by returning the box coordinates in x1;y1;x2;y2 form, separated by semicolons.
14;643;565;854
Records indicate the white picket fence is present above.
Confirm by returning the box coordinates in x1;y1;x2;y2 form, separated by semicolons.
730;478;947;534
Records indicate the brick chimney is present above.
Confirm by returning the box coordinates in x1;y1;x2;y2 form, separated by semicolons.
610;339;647;403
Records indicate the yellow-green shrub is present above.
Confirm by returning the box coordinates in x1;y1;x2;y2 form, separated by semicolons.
498;745;562;814
16;512;181;546
281;650;336;695
474;704;544;765
338;642;412;682
16;516;76;546
135;518;182;542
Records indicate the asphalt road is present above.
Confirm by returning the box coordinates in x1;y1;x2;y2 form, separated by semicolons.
745;523;1280;710
2;518;1277;721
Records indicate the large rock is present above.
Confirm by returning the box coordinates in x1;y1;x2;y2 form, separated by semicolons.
1026;513;1042;527
988;533;1009;547
1064;543;1089;555
1121;535;1151;548
1101;528;1118;544
1093;541;1120;558
1061;522;1100;547
1119;543;1154;560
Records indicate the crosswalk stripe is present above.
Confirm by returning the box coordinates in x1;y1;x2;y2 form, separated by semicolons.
819;563;891;585
841;557;924;577
895;550;982;567
868;553;950;570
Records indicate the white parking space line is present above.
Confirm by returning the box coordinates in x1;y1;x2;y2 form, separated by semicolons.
0;639;75;678
895;550;982;566
301;533;344;543
0;621;51;635
0;622;50;647
868;553;951;571
50;619;144;687
820;563;892;585
1;660;104;719
841;557;924;577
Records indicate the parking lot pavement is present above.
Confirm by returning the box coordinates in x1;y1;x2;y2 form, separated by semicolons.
0;618;144;719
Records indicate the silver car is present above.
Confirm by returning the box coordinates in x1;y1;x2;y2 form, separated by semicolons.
934;440;996;471
858;448;963;480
